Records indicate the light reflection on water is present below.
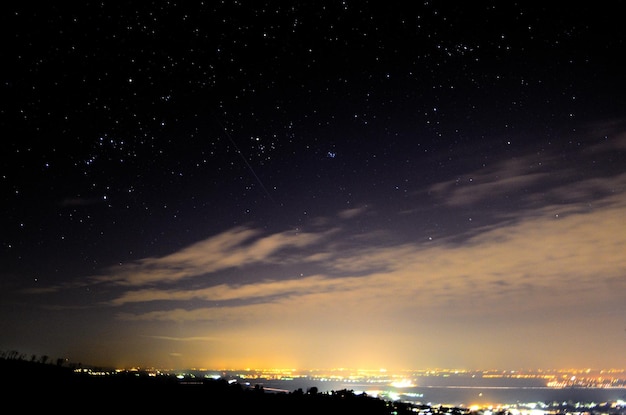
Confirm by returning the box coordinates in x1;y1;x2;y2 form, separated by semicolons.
251;378;626;406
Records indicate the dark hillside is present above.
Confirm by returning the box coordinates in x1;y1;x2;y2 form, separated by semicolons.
0;357;410;414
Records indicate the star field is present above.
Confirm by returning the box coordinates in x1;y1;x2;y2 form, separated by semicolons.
1;2;626;370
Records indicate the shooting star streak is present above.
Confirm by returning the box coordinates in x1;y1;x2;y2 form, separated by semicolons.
215;117;277;205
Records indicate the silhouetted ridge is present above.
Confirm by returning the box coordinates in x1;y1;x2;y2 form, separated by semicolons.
0;356;409;414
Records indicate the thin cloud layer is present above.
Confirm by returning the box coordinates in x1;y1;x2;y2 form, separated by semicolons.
109;190;626;326
92;133;626;328
429;157;552;207
22;131;626;369
429;132;626;211
92;226;329;286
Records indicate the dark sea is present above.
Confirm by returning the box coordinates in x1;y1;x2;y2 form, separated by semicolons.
248;376;626;406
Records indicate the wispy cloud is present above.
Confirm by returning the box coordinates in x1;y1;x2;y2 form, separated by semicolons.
109;274;352;306
428;129;626;210
144;335;218;342
112;188;626;324
46;132;626;338
428;156;555;207
91;226;330;287
338;206;368;219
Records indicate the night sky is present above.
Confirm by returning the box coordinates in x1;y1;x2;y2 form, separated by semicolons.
2;2;626;371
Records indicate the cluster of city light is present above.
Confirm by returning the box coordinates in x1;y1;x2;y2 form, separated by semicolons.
547;374;626;389
64;365;626;412
466;399;626;415
390;378;417;388
73;368;114;376
107;366;626;387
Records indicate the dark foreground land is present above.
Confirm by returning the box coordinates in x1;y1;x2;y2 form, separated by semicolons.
4;358;626;415
1;357;416;414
